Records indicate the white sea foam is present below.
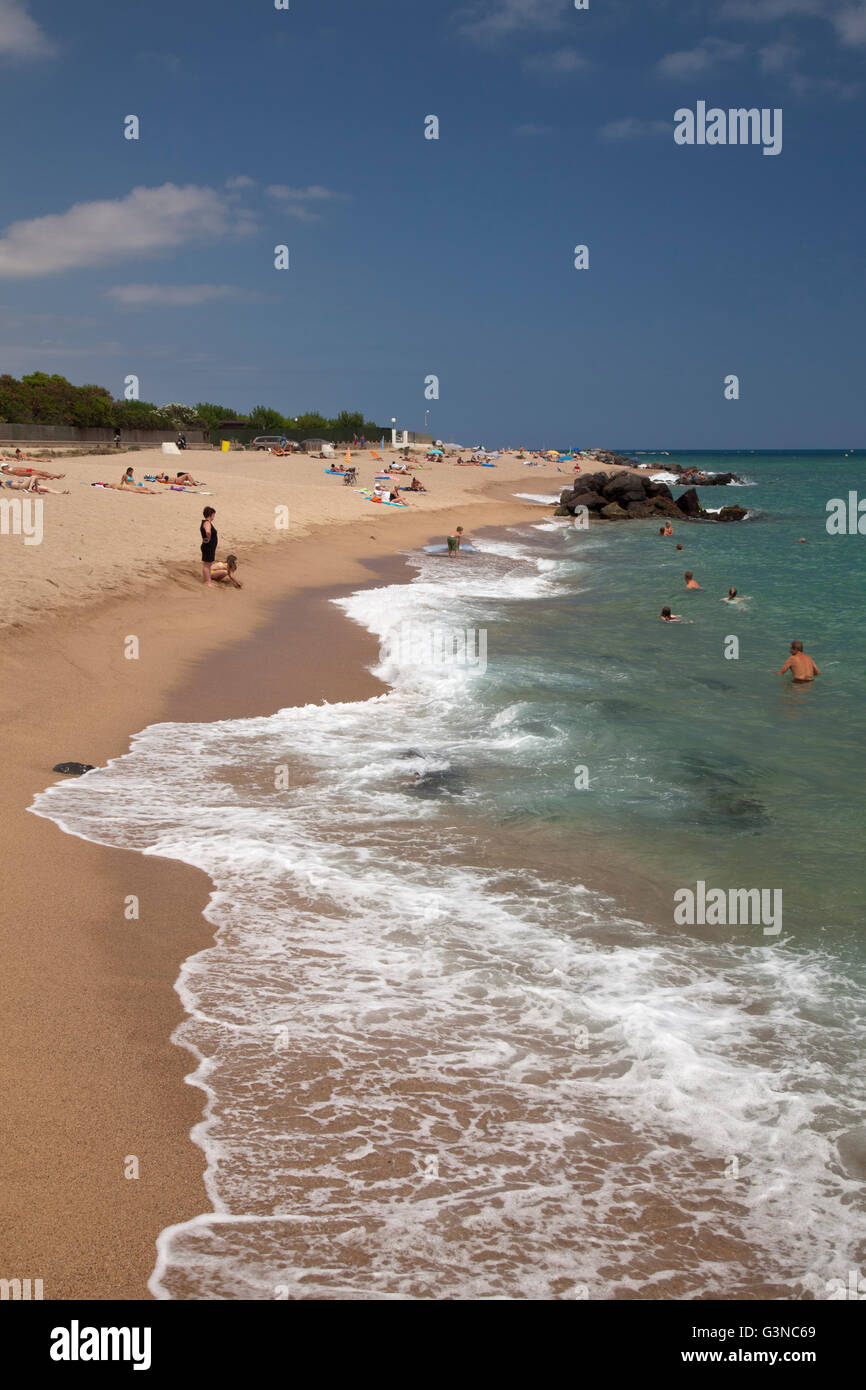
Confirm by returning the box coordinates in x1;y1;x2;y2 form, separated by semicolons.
30;528;866;1300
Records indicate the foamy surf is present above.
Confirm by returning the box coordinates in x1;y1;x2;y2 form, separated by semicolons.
30;515;866;1300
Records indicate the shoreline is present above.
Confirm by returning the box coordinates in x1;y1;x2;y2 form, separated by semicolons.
1;493;547;1300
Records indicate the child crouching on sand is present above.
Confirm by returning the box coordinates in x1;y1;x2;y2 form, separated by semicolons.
210;555;242;589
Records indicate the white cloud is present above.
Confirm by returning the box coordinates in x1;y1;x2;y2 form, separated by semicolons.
759;37;799;70
265;184;350;221
456;0;568;44
524;45;586;74
657;37;746;78
515;121;554;134
0;0;57;58
598;117;670;141
834;4;866;44
106;284;250;308
226;175;256;189
0;183;256;278
788;70;861;94
720;0;866;48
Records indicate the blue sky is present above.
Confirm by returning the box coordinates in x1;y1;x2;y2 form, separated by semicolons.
0;0;864;447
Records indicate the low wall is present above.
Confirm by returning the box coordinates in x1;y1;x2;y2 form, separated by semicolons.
0;425;207;445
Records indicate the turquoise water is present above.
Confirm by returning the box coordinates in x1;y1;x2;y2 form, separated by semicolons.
32;451;866;1298
486;452;866;951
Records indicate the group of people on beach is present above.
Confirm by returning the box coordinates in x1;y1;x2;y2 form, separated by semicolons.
1;459;69;494
656;525;820;682
200;507;241;589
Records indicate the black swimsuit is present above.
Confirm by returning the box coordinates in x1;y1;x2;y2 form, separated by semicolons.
200;519;218;562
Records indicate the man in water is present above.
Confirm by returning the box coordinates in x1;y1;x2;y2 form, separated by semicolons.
775;640;820;683
684;570;701;589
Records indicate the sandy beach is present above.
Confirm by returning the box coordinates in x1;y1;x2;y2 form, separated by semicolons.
0;445;576;630
0;444;570;1299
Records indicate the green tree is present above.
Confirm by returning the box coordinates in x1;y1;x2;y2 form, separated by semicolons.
248;404;287;433
295;411;330;437
194;401;245;431
157;402;206;429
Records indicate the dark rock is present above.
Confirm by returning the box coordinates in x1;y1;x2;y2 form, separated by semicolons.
716;505;748;522
676;488;701;516
653;497;685;518
570;490;607;511
645;481;673;499
52;762;95;775
600;501;629;520
624;500;660;518
603;471;643;497
559;488;575;506
572;471;607;494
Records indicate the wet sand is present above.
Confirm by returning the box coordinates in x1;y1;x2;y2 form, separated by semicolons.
0;495;543;1299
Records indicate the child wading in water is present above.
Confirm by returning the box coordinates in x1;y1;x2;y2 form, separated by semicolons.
447;525;466;558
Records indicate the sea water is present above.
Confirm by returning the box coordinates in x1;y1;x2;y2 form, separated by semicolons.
32;452;866;1299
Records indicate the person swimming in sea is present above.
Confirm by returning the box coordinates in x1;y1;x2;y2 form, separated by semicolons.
684;570;701;589
722;587;749;602
660;606;683;622
775;640;820;683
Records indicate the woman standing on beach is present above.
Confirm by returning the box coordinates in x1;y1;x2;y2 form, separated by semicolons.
201;506;218;586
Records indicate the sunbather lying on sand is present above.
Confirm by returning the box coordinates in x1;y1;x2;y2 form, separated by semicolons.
1;448;53;464
1;475;69;494
1;463;66;480
153;471;197;486
92;480;159;493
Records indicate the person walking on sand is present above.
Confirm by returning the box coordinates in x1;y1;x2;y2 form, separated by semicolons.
201;506;218;586
447;525;465;558
775;640;820;683
684;571;701;589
